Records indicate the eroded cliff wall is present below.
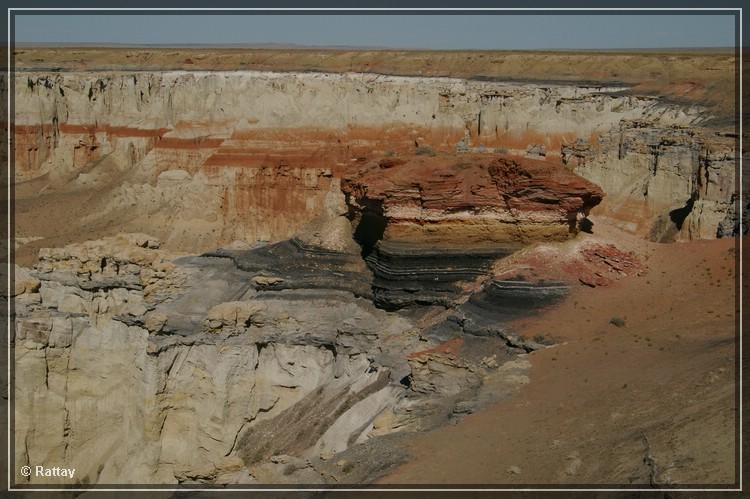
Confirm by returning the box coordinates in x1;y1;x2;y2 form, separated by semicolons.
11;67;739;486
14;70;734;253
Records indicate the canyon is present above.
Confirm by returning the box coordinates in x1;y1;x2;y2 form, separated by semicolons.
10;48;739;486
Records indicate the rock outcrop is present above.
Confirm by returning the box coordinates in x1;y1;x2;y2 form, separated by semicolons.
341;154;603;309
14;70;733;262
14;234;537;485
10;61;739;487
563;120;738;241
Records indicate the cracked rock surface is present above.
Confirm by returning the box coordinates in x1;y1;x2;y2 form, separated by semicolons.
14;230;543;485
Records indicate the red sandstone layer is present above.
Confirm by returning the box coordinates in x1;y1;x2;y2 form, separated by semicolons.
341;154;604;246
14;122;605;257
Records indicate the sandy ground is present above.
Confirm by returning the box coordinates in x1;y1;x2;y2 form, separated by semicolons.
13;159;137;267
382;222;738;486
14;47;736;119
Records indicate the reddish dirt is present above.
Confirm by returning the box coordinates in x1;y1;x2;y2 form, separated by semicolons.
154;137;225;149
382;225;738;485
408;338;465;361
568;243;645;287
493;240;645;289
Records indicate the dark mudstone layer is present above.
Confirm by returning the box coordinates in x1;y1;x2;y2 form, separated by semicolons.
428;278;569;346
205;238;373;298
365;241;519;310
464;279;570;320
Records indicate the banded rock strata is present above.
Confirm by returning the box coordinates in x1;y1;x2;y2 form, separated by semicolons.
11;61;739;487
563;120;739;241
341;154;603;309
13;70;735;261
14;234;542;485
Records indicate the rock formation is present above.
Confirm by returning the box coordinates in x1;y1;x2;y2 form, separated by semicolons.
341;154;603;308
563;120;738;240
13;142;609;483
10;148;620;484
13;70;737;263
11;58;739;486
14;231;545;484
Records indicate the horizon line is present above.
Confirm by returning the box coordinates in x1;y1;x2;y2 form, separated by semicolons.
12;42;737;53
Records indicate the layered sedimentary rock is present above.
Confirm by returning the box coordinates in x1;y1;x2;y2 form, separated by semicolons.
421;236;645;352
14;231;631;487
205;237;372;299
11;62;740;488
563;120;738;240
341;154;603;308
13;70;732;260
425;279;567;354
17;72;700;173
14;234;536;485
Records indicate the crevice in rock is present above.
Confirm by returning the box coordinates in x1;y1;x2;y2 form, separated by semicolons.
579;217;594;234
225;421;249;457
255;342;269;366
351;199;387;258
320;342;338;360
43;348;49;390
669;193;697;231
650;145;660;176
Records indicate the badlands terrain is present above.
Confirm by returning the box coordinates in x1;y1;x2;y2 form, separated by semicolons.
10;47;740;486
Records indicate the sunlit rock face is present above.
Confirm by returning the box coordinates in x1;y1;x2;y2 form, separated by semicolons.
11;65;738;486
563;120;738;241
341;154;603;309
14;233;536;485
14;70;732;259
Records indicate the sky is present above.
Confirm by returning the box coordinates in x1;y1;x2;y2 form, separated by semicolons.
14;14;736;50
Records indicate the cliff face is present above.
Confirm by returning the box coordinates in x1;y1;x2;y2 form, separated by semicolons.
17;71;700;147
563;121;738;241
11;64;739;486
14;70;732;258
14;234;537;484
15;47;737;116
341;154;603;308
